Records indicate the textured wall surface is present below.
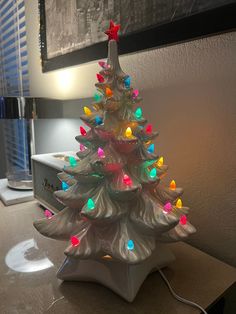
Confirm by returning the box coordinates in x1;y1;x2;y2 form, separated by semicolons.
142;84;236;267
25;0;236;266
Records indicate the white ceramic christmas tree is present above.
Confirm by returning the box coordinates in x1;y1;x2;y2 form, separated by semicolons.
34;21;196;302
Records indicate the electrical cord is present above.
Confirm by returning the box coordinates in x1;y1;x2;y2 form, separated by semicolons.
158;269;208;314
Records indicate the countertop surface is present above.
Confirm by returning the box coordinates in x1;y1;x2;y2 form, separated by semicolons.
0;200;235;314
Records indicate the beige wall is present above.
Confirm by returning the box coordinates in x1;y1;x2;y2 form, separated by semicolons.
25;0;236;266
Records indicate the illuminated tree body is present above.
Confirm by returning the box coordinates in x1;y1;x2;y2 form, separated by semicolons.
34;23;196;301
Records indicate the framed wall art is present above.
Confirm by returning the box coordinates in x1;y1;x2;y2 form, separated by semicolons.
39;0;236;72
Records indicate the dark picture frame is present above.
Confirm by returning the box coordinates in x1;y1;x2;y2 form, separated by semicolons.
39;1;236;73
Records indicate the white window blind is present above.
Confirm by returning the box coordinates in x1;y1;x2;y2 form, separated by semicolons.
3;119;30;172
0;0;29;96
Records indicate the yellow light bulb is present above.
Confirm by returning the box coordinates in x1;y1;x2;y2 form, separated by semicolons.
170;180;176;190
176;198;182;208
157;156;164;167
125;127;132;138
83;106;92;116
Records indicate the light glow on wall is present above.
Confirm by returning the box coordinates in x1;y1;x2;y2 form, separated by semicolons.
55;69;77;96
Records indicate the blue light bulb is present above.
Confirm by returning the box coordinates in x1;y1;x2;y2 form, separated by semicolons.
124;76;131;89
62;181;69;191
95;116;103;125
127;239;134;250
147;143;155;154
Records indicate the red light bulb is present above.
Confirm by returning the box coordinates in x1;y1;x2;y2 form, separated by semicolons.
80;126;87;136
146;124;152;134
71;236;80;247
123;174;132;186
96;73;105;83
179;215;187;225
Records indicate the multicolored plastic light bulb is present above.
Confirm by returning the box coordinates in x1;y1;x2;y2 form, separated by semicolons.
127;239;134;250
135;107;142;120
83;106;92;116
95;116;103;125
163;202;172;214
102;255;112;260
145;140;151;146
97;147;105;158
156;156;164;167
123;174;132;186
44;209;53;219
87;198;95;211
69;156;77;167
170;180;176;190
62;181;69;191
98;61;105;68
149;167;157;179
80;126;87;136
124;76;131;88
125;127;132;138
70;236;80;247
146;124;152;134
96;73;105;83
132;89;139;98
179;215;187;225
80;144;85;152
106;87;113;97
147;143;155;153
176;198;182;208
98;61;110;69
94;92;102;102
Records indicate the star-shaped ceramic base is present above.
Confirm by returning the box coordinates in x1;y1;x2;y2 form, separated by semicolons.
57;244;175;302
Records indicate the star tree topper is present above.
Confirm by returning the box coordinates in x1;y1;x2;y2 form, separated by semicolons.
105;20;120;41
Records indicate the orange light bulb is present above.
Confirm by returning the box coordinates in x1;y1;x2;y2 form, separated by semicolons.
125;127;132;138
106;87;113;97
170;180;176;190
102;255;112;260
176;198;182;208
83;106;92;116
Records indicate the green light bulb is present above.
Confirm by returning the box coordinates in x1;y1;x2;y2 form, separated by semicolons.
149;168;157;179
87;198;95;211
94;92;102;102
135;107;142;120
69;156;77;167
